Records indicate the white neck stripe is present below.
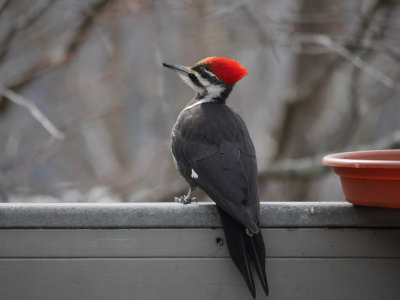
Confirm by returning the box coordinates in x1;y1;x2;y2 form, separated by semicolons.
182;98;215;112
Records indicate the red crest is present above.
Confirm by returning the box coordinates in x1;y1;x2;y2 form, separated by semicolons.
197;57;248;85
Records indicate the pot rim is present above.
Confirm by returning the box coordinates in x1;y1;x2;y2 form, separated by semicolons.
322;149;400;168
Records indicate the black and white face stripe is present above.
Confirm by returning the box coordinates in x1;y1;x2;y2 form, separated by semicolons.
180;64;232;102
188;73;203;89
192;65;222;86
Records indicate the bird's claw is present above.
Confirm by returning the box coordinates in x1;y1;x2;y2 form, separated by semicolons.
175;195;197;204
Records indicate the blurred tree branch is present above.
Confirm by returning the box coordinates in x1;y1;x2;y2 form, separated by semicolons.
0;0;53;63
1;0;112;96
0;85;65;140
3;102;124;172
252;0;397;93
274;1;391;158
327;4;392;151
220;0;396;95
212;0;252;19
0;0;11;14
292;34;400;92
259;128;400;179
65;0;111;55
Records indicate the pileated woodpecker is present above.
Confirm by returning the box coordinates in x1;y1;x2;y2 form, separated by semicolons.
163;57;268;298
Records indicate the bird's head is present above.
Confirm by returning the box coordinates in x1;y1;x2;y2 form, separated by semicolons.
163;57;248;102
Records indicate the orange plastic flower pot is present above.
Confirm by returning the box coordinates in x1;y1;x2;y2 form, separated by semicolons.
322;150;400;208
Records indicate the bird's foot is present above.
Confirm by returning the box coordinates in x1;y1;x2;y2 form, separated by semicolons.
175;188;197;204
174;195;197;204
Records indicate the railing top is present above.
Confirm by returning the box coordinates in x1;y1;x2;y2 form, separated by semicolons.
0;202;399;229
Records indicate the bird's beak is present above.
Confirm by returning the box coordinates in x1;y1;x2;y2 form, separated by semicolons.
162;63;192;75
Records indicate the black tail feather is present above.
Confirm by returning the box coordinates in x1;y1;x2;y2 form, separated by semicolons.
217;206;256;298
248;231;269;296
217;206;268;298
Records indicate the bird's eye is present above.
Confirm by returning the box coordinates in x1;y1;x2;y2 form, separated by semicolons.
198;68;205;75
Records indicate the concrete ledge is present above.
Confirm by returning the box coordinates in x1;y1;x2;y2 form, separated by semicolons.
1;202;400;300
1;202;400;229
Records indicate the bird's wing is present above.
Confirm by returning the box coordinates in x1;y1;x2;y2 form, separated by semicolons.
183;138;259;232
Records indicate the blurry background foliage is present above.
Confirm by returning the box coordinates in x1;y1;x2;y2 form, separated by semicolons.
0;0;399;203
